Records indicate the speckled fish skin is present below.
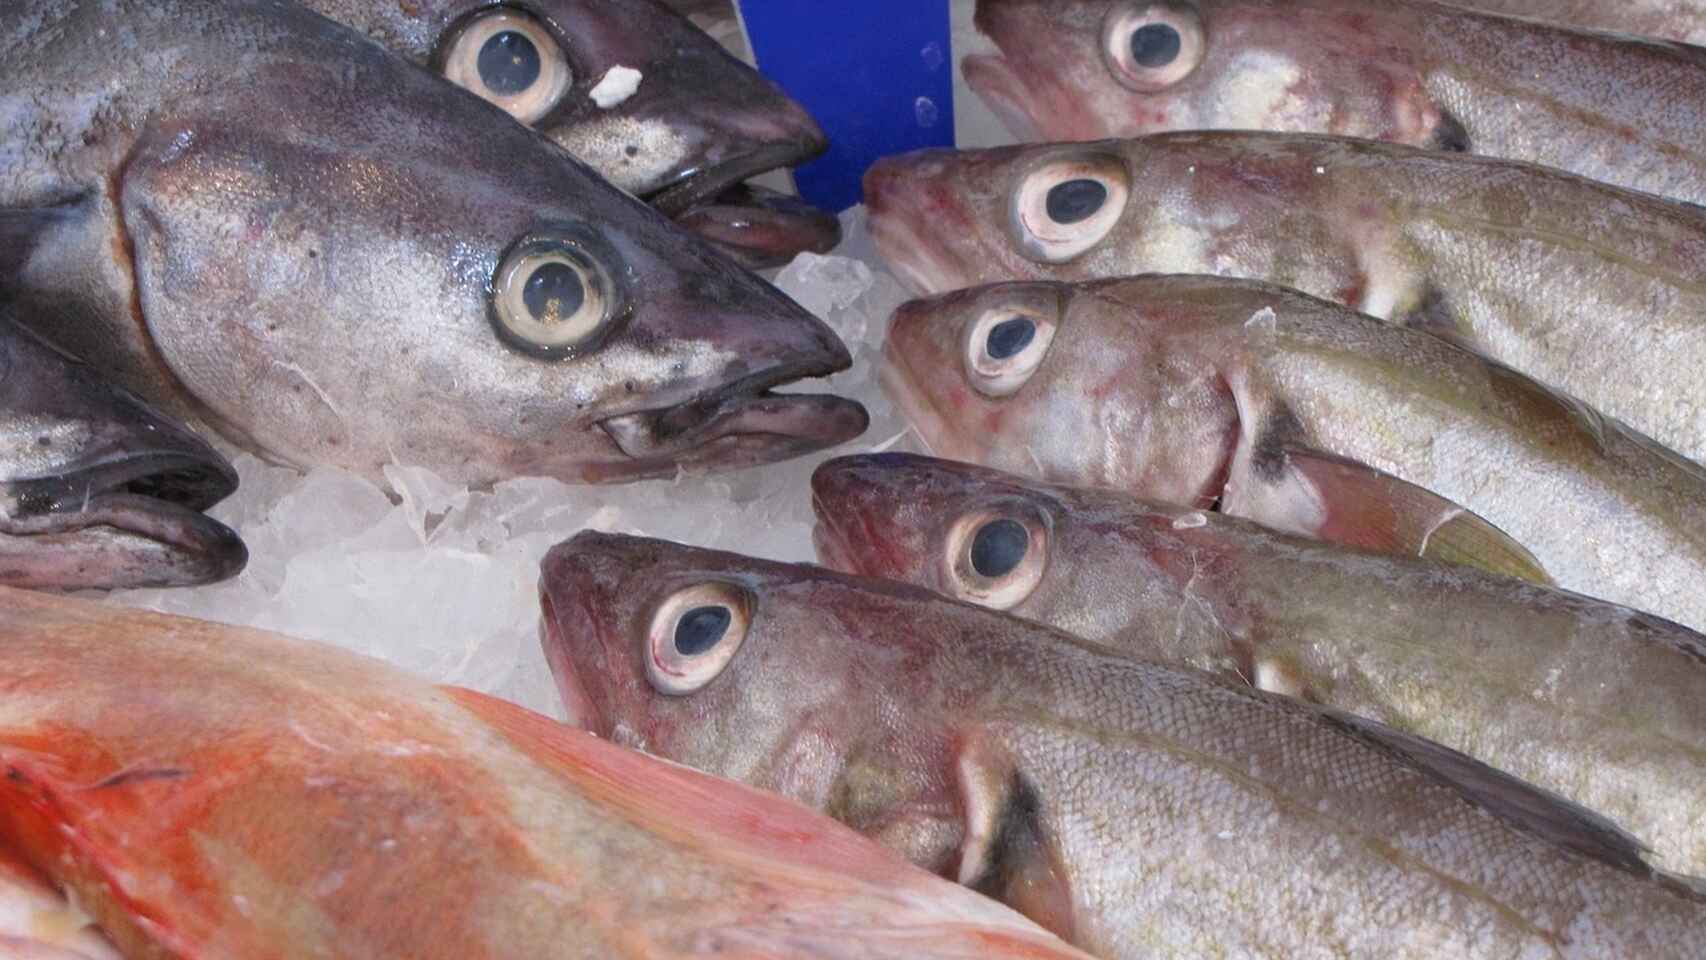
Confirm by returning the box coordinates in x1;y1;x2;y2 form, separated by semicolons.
541;531;1706;959
879;274;1706;635
0;310;245;592
865;131;1706;466
0;0;866;486
1451;0;1706;44
964;0;1706;203
809;452;1706;876
303;0;838;267
0;588;1094;960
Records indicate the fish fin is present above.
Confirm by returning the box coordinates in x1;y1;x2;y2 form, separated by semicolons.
1322;710;1656;877
1430;109;1471;153
1252;446;1552;585
0;203;86;284
953;732;1076;943
1394;284;1474;349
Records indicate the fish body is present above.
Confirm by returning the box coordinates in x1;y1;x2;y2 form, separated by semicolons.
965;0;1706;203
541;531;1706;959
879;274;1706;634
0;844;119;959
811;452;1706;875
1454;0;1706;43
1;0;865;486
0;587;1094;960
865;131;1706;466
303;0;838;266
0;308;244;591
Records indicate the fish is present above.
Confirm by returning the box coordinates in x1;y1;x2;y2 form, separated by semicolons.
878;274;1706;635
0;587;1098;960
0;842;120;959
1453;0;1706;44
0;309;245;592
962;0;1706;203
0;0;866;486
864;131;1706;467
810;451;1706;875
303;0;839;268
540;530;1706;959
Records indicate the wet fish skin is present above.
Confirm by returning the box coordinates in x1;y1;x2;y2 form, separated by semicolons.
0;587;1096;960
0;309;245;591
810;451;1706;876
541;530;1706;959
864;131;1706;466
1;0;865;485
965;0;1706;203
1453;0;1706;44
879;274;1706;635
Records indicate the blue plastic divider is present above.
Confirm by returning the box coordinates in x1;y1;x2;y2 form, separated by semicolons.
739;0;958;212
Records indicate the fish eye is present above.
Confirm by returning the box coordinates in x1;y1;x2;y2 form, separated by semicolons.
1101;2;1204;92
1009;153;1130;263
491;229;624;357
645;582;753;695
945;509;1048;610
964;307;1056;397
439;9;573;125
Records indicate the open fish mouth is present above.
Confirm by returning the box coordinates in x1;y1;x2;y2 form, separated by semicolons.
647;142;840;266
597;361;869;474
649;141;823;217
0;452;247;589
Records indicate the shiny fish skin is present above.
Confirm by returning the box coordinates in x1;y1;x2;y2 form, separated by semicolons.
865;131;1706;467
0;588;1095;960
965;0;1706;203
810;452;1706;876
541;531;1706;959
0;0;866;486
1453;0;1706;44
878;275;1706;635
0;309;245;592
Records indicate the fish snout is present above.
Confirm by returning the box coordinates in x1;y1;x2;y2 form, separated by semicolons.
864;151;985;295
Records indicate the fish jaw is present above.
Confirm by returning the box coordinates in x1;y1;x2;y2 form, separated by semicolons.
675;185;844;271
864;149;1037;296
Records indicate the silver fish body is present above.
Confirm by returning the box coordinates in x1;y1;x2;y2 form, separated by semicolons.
965;0;1706;203
865;131;1706;467
1453;0;1706;44
1;0;866;485
811;452;1706;876
541;531;1706;959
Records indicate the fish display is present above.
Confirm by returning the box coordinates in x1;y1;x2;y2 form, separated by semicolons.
0;310;245;591
305;0;839;267
962;0;1706;203
0;588;1097;960
541;531;1706;959
0;0;866;486
810;452;1706;875
864;131;1706;466
878;274;1706;633
1459;0;1706;43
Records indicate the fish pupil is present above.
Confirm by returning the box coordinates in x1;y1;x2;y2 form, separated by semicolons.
675;606;732;656
1045;179;1107;225
986;317;1037;360
478;31;542;94
523;263;586;324
1130;23;1181;68
970;519;1029;579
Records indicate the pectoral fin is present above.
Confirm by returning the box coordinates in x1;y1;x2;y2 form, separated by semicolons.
953;731;1075;944
0;204;80;283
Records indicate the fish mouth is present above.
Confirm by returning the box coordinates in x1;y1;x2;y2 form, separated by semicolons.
596;361;870;476
648;141;826;218
539;588;609;738
960;53;1044;142
676;184;843;270
0;452;247;590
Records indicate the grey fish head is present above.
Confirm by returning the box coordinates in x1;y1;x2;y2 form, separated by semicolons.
303;0;832;261
0;318;246;591
105;4;864;484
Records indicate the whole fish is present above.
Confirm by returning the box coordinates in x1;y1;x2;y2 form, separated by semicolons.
304;0;840;268
0;845;119;959
865;131;1706;466
541;531;1706;959
963;0;1706;203
1454;0;1706;44
0;310;244;591
811;452;1706;875
0;0;866;486
879;274;1706;635
0;587;1096;960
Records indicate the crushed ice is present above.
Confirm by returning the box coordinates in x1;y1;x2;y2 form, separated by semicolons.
107;208;921;719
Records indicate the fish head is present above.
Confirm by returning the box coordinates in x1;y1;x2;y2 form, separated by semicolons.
0;319;245;591
122;19;865;484
881;277;1238;500
967;0;1456;147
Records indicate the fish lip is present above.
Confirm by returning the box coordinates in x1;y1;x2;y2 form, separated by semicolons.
647;140;827;219
539;587;609;737
675;184;844;270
